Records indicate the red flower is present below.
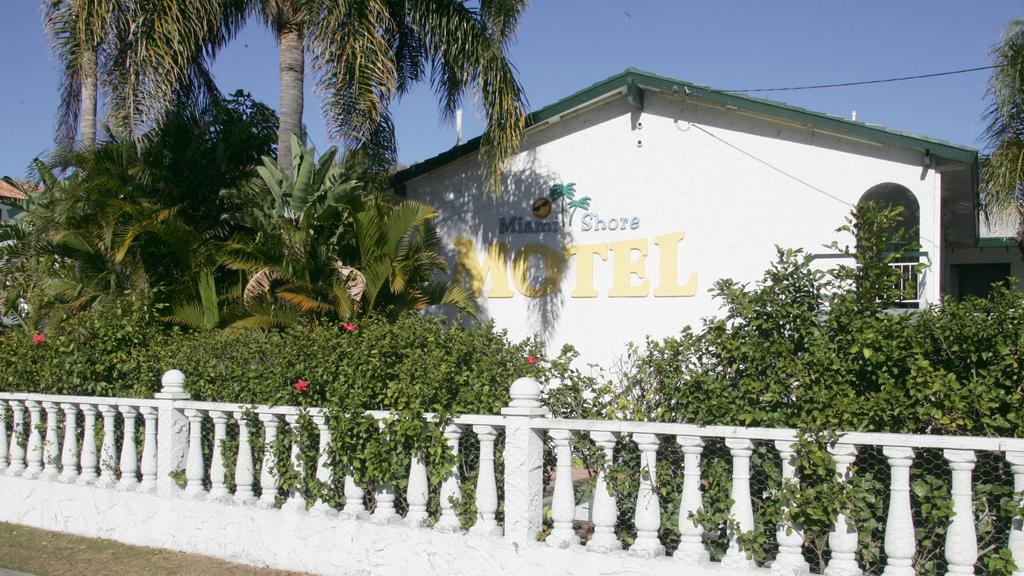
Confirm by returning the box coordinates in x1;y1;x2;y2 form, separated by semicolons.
293;379;309;393
525;354;537;365
32;333;46;345
342;322;358;333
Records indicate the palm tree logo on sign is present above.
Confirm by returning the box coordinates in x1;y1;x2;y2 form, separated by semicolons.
540;183;592;226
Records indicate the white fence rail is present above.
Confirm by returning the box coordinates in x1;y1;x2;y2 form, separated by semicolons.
1;371;1023;576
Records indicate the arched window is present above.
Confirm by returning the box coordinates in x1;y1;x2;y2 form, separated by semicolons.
858;183;921;306
858;183;919;249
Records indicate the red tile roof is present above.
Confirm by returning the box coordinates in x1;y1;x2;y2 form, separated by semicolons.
0;180;32;200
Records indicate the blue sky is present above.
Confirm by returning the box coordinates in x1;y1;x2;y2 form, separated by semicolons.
1;1;1021;180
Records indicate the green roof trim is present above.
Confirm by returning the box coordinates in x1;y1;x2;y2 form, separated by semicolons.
810;251;930;260
977;237;1018;248
393;68;979;188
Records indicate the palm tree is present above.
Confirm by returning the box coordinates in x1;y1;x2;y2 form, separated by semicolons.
982;18;1024;259
44;0;244;148
301;0;529;187
44;0;115;148
109;0;528;186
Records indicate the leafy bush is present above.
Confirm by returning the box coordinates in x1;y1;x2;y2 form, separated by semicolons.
541;204;1024;575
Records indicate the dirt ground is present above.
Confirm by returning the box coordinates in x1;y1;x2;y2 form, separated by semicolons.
0;522;311;576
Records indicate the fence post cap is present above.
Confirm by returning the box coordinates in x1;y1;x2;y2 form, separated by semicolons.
502;377;549;417
156;369;189;400
509;377;541;407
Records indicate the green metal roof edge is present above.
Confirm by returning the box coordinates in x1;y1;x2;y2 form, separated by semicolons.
393;68;979;187
810;250;930;260
977;237;1017;248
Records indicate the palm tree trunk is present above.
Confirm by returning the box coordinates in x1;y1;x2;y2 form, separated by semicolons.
277;27;304;175
80;46;98;148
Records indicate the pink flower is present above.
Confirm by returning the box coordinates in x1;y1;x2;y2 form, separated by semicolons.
525;355;537;365
293;379;309;393
342;322;357;333
32;333;46;345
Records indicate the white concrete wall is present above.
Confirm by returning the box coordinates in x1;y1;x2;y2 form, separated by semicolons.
0;475;765;576
407;91;940;365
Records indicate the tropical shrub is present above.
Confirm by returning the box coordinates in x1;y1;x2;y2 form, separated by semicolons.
0;91;277;330
217;138;474;329
2;105;471;331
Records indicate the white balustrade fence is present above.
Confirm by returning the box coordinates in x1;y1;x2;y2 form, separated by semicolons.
1;371;1023;576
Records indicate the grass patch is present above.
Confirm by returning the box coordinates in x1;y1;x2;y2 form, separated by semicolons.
0;522;309;576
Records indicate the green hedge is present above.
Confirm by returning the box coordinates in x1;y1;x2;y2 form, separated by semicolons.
0;305;540;415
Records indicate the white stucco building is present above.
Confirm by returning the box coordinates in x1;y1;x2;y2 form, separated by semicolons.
394;69;1021;365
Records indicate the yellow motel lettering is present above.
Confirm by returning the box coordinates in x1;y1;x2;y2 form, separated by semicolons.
454;231;698;299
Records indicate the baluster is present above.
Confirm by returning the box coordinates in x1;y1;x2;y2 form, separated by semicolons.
371;422;400;525
773;440;810;576
674;435;708;563
256;413;281;509
233;411;256;505
882;446;916;576
281;414;307;513
630;432;664;558
372;484;399;524
183;409;206;498
137;407;158;493
369;417;398;525
406;454;430;527
825;444;861;576
24;400;43;479
310;414;336;516
469;424;501;536
76;404;98;484
5;400;25;476
58;403;79;483
0;400;8;473
435;425;463;532
116;406;139;490
588;431;622;553
1006;452;1024;576
547;428;578;547
944;449;977;575
41;402;61;480
722;438;757;568
341;471;367;519
95;404;118;488
207;411;229;501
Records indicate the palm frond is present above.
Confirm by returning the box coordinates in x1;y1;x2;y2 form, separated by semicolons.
982;18;1024;240
243;268;282;304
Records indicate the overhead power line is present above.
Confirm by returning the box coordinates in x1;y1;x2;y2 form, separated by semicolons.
682;121;945;246
727;65;1001;93
684;122;851;207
